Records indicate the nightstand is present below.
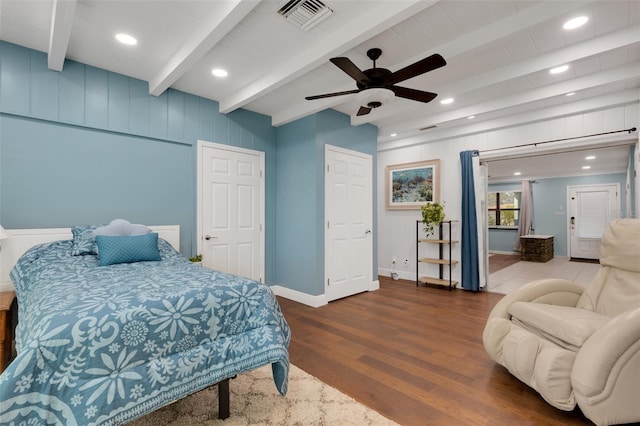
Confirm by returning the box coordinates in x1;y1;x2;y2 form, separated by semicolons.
0;291;16;373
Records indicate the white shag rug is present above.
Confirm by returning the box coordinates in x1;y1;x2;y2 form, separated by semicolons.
128;364;398;425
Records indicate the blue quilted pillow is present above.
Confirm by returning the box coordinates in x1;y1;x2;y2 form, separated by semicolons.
95;233;161;266
71;225;102;255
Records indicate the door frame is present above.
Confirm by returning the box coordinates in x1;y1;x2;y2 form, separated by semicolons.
196;140;265;280
566;182;620;259
324;144;375;301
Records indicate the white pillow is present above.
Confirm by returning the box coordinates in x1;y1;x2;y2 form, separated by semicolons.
93;218;151;237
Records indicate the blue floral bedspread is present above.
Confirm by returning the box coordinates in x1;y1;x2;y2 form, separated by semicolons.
0;239;290;425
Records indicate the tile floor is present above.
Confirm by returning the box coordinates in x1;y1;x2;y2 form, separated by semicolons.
488;256;601;295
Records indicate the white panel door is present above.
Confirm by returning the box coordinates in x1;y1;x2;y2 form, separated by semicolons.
198;142;264;281
325;145;372;302
568;184;619;260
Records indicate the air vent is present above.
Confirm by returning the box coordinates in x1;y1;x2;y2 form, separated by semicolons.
419;125;438;131
277;0;333;31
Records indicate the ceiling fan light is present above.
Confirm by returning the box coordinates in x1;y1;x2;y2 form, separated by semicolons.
356;88;395;108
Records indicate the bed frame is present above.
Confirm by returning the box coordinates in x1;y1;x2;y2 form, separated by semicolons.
0;225;232;420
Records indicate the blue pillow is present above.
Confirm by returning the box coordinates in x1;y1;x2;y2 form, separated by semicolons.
71;225;102;255
95;233;161;266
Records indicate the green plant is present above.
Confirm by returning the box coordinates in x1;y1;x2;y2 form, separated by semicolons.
421;202;446;237
189;254;203;262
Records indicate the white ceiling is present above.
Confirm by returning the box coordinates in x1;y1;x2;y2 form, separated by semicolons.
484;143;633;182
1;0;638;179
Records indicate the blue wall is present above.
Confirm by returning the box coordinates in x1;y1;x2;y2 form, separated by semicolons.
0;42;378;295
274;116;318;294
275;110;378;296
0;41;277;281
488;173;627;256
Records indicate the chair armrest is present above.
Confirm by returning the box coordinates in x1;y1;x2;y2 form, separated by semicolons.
571;307;640;401
482;279;584;364
488;278;585;321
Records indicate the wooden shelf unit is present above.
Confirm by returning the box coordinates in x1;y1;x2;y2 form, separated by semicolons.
416;220;458;290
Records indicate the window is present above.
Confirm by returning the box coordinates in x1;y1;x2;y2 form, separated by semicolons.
488;191;521;227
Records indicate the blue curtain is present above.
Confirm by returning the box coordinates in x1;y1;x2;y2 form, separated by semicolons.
460;150;480;291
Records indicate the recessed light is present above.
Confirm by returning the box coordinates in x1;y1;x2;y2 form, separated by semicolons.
211;68;228;78
390;133;397;137
566;92;576;97
514;172;522;176
582;166;591;170
563;16;588;30
585;155;596;160
115;33;137;46
550;65;569;74
467;115;475;119
440;98;454;105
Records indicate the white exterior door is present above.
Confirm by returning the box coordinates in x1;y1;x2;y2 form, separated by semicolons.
568;184;619;260
325;145;373;302
197;141;264;281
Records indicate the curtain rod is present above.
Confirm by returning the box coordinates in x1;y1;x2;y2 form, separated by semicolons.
479;127;636;154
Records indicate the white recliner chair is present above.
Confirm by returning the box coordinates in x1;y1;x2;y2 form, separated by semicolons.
483;218;640;426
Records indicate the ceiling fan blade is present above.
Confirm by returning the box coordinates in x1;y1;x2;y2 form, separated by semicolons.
305;89;360;101
387;54;446;85
389;86;438;103
356;106;372;116
330;57;371;85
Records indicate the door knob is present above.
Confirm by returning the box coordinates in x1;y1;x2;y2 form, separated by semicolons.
204;235;218;240
365;229;372;234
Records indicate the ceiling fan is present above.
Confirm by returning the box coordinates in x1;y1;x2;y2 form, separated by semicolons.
305;48;446;116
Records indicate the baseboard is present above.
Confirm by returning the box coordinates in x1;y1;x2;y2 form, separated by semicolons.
271;279;380;307
269;285;328;307
489;251;520;256
369;279;380;291
378;268;415;282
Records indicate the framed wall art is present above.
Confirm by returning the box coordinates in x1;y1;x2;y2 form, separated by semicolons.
385;159;440;210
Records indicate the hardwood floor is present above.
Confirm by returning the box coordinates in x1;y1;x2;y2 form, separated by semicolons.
488;253;521;274
277;276;592;426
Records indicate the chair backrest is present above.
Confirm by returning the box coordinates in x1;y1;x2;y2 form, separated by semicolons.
576;218;640;316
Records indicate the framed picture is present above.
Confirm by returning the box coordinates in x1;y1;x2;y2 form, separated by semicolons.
385;159;440;209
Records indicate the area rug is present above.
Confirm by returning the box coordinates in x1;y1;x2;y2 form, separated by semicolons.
128;364;398;425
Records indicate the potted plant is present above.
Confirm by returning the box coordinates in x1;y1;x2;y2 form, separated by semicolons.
189;254;203;265
421;202;445;237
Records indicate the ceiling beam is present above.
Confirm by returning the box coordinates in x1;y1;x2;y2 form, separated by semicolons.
148;0;258;97
273;0;596;126
219;0;437;115
377;90;638;152
379;63;640;140
48;0;77;71
353;22;640;126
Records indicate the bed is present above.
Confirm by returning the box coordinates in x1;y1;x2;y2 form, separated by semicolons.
0;223;290;425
